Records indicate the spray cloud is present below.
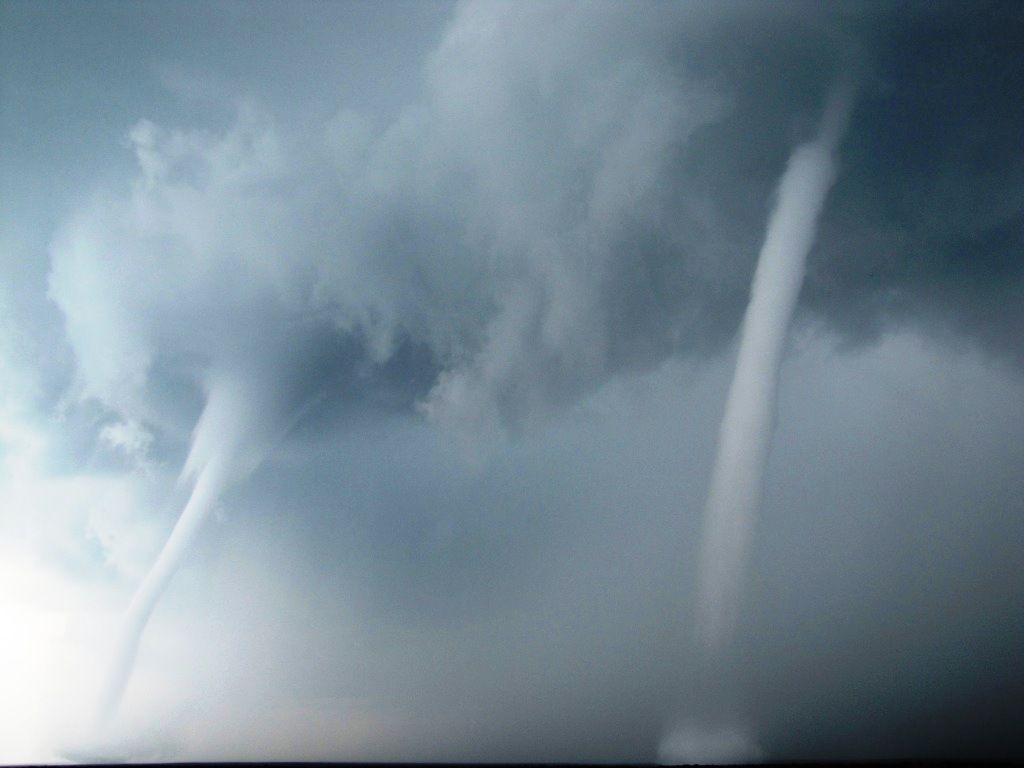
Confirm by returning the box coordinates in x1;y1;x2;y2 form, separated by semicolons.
693;81;855;653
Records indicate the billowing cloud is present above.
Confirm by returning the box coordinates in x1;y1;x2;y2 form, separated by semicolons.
48;2;1024;438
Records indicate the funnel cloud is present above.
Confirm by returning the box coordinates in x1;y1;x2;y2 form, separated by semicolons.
98;373;264;719
694;83;853;653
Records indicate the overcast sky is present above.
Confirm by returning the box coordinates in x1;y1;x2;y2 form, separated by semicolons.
1;0;1023;763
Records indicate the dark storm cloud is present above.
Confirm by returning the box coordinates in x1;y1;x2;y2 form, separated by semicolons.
46;1;1023;438
806;3;1024;363
635;1;1024;365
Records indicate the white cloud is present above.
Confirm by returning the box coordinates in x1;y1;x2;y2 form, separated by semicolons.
99;420;154;461
47;1;731;441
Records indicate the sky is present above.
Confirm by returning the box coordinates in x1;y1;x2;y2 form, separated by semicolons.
1;0;1023;763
